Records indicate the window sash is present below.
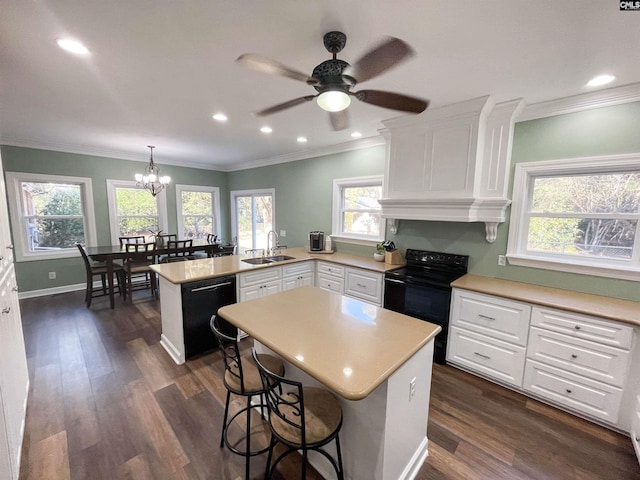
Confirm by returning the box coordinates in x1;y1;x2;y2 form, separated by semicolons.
6;172;97;261
332;176;385;245
506;154;640;281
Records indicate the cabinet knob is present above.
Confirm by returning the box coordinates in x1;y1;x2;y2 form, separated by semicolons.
565;389;572;394
0;255;3;261
636;436;640;443
6;245;14;250
12;286;18;292
571;353;578;359
1;307;10;314
574;325;581;330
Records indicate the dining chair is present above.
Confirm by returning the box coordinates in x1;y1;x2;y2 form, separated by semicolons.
76;243;126;308
119;235;146;246
123;242;157;301
252;349;344;480
160;239;194;263
210;315;284;480
156;233;177;248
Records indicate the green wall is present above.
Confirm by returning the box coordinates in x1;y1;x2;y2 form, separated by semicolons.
1;146;229;292
227;146;385;250
3;101;639;301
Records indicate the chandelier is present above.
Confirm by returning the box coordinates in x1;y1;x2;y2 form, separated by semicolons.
134;145;170;196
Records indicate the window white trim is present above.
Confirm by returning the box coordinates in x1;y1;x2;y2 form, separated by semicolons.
6;172;97;261
506;153;640;281
175;184;221;240
331;175;385;246
106;179;168;245
230;188;276;247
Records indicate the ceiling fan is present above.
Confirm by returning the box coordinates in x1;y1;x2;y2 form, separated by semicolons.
236;31;429;131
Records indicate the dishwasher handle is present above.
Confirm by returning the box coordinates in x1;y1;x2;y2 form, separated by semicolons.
190;281;233;293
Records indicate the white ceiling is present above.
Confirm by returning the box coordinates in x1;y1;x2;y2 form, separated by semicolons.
1;1;639;171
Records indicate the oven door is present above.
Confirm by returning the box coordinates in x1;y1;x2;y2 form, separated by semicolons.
384;276;453;364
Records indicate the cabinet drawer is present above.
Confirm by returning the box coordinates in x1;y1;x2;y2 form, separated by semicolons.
523;360;622;424
238;267;281;288
632;396;640;455
451;289;531;346
447;326;526;387
283;261;313;277
317;274;344;294
531;307;633;350
344;268;383;305
527;327;630;387
317;262;344;278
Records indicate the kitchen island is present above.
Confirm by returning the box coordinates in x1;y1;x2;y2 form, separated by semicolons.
218;286;441;480
150;247;401;364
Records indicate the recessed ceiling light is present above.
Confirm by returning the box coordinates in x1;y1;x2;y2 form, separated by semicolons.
586;74;615;87
212;113;228;122
56;38;89;55
296;136;308;143
351;132;362;138
260;126;273;134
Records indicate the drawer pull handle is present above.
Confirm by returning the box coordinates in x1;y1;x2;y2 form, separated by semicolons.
574;325;581;330
478;314;495;321
1;307;10;314
473;352;491;360
356;283;367;288
571;353;578;359
565;389;572;394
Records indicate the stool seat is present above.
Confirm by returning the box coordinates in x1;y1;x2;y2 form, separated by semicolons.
225;353;284;394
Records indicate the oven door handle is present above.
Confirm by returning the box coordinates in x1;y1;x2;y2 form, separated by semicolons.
385;276;450;288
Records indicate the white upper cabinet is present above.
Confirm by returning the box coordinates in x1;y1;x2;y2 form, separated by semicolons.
378;96;523;242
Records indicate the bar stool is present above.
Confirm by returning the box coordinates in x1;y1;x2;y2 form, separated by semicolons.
209;315;284;479
252;349;344;480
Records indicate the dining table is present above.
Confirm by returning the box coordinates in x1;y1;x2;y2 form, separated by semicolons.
83;239;233;308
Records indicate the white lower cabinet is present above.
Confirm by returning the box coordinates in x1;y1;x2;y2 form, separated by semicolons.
344;267;383;306
448;288;635;430
237;267;282;302
447;289;530;388
631;395;640;460
282;261;314;291
448;326;527;386
316;261;344;294
523;360;623;424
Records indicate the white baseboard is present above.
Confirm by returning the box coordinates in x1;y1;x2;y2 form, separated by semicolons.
17;282;85;299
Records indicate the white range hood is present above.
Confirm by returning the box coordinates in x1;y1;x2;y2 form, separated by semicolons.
378;96;524;242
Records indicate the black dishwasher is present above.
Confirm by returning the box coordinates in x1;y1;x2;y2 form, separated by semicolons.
181;275;237;358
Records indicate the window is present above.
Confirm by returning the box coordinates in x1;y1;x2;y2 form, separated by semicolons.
507;154;640;281
176;185;221;240
231;189;274;253
332;176;385;245
6;172;97;261
106;180;168;244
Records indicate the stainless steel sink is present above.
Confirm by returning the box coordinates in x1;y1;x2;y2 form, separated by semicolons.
265;255;295;262
241;255;296;265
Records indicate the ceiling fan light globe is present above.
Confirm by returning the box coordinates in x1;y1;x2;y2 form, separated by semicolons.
317;91;351;112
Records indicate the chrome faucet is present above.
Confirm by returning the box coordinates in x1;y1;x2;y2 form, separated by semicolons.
266;230;279;256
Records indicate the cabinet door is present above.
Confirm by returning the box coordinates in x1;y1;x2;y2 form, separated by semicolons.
0;267;28;480
317;274;344;293
262;280;281;297
239;284;263;302
283;272;313;291
344;268;383;305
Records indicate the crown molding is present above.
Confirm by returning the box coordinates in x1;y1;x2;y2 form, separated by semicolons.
518;82;640;122
0;134;385;173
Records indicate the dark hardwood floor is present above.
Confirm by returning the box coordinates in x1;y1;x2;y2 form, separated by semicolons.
17;290;640;480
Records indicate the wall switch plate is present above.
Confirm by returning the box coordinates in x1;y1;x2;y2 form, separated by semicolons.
279;230;286;237
498;255;506;266
48;271;56;279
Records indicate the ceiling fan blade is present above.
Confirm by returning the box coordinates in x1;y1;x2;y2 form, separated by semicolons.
236;54;319;84
253;95;316;116
329;110;349;131
354;90;428;113
343;37;414;83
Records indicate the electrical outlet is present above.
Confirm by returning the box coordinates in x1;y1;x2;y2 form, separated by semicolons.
279;230;286;237
409;377;417;401
498;255;506;266
48;271;56;279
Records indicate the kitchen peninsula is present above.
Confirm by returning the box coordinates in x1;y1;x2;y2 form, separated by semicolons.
218;286;441;480
150;248;401;364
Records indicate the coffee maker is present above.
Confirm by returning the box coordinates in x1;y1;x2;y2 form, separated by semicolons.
309;231;325;251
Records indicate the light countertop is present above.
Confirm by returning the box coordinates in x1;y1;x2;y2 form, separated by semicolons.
452;274;639;326
150;247;403;284
217;286;441;400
